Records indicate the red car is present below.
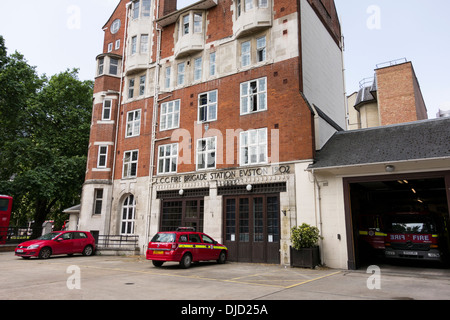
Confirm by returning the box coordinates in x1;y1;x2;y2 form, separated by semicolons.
15;231;96;259
146;228;228;268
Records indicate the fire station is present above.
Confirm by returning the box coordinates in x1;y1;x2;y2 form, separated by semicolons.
69;0;450;270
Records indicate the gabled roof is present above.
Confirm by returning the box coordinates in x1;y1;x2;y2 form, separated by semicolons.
308;117;450;170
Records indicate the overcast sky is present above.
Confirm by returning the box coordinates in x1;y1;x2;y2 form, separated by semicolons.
0;0;449;118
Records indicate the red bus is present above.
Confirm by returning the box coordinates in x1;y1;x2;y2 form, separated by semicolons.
0;195;13;244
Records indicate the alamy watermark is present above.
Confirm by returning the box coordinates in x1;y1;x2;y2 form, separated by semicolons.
67;5;82;30
366;265;381;290
367;5;382;30
66;265;81;290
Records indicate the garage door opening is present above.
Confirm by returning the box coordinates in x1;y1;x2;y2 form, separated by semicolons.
344;173;450;270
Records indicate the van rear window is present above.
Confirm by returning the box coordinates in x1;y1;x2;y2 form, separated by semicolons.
151;233;176;243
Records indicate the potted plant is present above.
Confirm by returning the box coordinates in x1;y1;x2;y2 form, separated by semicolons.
290;223;322;268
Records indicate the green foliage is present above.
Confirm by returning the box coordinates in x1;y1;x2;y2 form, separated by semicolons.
0;36;93;234
291;223;322;249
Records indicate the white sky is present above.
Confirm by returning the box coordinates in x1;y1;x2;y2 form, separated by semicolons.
0;0;449;118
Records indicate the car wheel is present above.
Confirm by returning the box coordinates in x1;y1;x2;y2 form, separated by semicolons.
152;261;164;267
39;247;52;259
180;253;192;269
82;245;94;256
217;251;227;264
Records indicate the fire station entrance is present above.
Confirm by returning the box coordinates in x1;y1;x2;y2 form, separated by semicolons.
223;193;281;264
344;171;450;270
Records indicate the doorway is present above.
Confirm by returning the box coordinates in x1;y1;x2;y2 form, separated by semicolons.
223;194;280;264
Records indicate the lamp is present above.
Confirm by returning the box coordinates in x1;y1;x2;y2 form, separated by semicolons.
179;189;184;196
385;165;395;173
246;184;252;192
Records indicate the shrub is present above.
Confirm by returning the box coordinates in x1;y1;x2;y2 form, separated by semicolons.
291;223;322;250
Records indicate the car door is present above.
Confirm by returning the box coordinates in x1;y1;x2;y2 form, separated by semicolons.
73;232;88;253
188;233;203;261
201;234;220;261
53;232;74;255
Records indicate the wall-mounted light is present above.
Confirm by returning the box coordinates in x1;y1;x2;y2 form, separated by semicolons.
179;189;184;196
385;165;395;173
246;184;252;192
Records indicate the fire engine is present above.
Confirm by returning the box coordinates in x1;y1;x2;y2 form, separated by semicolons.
384;211;449;262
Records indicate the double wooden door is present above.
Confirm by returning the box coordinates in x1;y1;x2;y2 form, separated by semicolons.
224;194;280;264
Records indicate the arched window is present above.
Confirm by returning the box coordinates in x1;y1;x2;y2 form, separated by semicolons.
121;195;136;235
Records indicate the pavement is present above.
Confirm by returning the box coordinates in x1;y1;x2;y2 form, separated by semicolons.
1;251;449;310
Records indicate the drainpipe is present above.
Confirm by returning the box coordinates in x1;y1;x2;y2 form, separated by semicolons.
144;0;163;248
107;1;132;236
311;169;324;265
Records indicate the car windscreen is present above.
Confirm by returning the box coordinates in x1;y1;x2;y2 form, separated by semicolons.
151;233;176;243
37;232;61;240
387;215;436;234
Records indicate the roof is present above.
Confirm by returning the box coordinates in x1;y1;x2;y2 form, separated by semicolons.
63;204;81;213
308;117;450;170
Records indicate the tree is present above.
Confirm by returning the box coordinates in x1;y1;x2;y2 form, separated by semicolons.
0;36;93;236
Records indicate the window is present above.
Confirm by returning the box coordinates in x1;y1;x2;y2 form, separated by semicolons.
240;77;267;114
115;39;121;50
128;78;135;99
240;128;267;165
94;189;103;215
259;0;268;8
241;41;251;67
160;100;180;131
198;90;217;123
165;67;171;89
97;145;108;168
245;0;253;11
123;150;138;178
126;110;141;137
142;0;151;17
209;52;216;76
131;36;137;55
182;15;189;35
256;36;266;62
194;13;202;33
177;62;185;85
109;58;119;75
111;19;121;34
107;43;113;52
98;58;104;75
236;0;241;17
140;34;149;53
158;143;178;174
196;137;216;170
133;0;140;19
102;100;112;120
194;57;202;81
121;195;136;235
139;75;146;96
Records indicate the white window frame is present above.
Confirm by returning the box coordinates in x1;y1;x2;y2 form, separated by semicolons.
121;195;136;235
157;143;178;175
126;110;141;137
94;189;103;215
123;150;139;179
140;34;149;53
182;14;190;35
142;0;151;17
256;36;266;62
160;100;180;131
102;99;112;120
194;57;202;81
165;66;171;89
240;128;268;166
241;41;251;67
97;145;108;168
139;75;146;96
198;90;217;123
115;39;121;50
98;58;104;76
109;58;119;75
107;43;113;53
132;0;140;20
196;137;217;170
128;78;135;99
209;52;216;76
240;77;267;114
131;36;137;55
177;62;185;85
194;13;202;33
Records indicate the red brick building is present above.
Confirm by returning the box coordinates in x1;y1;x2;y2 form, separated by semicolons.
74;0;345;265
